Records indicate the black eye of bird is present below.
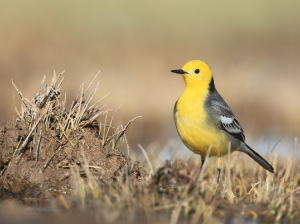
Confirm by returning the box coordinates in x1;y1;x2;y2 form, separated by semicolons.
195;69;200;74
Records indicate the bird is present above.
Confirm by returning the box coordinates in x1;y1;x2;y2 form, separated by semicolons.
171;60;274;184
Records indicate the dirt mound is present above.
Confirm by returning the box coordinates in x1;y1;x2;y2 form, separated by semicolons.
0;73;146;197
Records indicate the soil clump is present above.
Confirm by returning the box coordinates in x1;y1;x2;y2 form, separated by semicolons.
0;74;147;198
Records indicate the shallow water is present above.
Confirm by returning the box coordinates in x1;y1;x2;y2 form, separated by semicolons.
160;134;298;162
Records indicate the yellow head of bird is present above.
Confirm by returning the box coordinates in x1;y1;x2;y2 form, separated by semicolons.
171;60;213;88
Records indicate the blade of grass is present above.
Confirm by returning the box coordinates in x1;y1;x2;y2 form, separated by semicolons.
138;144;154;178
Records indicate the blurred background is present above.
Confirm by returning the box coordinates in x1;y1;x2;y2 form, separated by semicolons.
1;1;300;155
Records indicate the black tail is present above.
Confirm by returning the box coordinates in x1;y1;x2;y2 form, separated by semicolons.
240;144;274;173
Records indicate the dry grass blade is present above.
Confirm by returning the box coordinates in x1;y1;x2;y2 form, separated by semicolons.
278;160;293;193
56;74;65;89
50;70;57;87
84;71;100;96
12;79;29;110
80;109;111;128
75;84;84;122
290;137;298;187
87;93;110;111
8;137;23;166
81;150;101;198
62;100;75;133
194;145;212;183
105;104;124;141
51;70;65;87
74;81;100;129
104;128;124;147
169;202;182;224
14;106;22;120
16;109;47;155
138;144;154;177
113;116;141;147
37;76;46;99
57;93;67;129
35;126;43;164
270;136;284;153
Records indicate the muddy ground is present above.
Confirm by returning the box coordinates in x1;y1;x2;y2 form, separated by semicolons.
0;119;147;197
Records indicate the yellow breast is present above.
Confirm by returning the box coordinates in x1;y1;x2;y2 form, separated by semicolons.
175;86;229;157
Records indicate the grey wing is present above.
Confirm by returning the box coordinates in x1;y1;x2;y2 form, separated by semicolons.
209;92;245;143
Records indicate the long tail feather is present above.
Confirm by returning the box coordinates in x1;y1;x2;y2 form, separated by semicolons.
240;144;274;173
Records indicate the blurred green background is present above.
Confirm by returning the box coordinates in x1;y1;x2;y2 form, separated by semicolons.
1;1;300;148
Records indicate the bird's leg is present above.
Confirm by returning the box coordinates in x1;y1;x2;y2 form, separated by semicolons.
194;158;205;183
216;157;222;184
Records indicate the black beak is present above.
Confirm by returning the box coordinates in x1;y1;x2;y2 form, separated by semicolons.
171;69;187;74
